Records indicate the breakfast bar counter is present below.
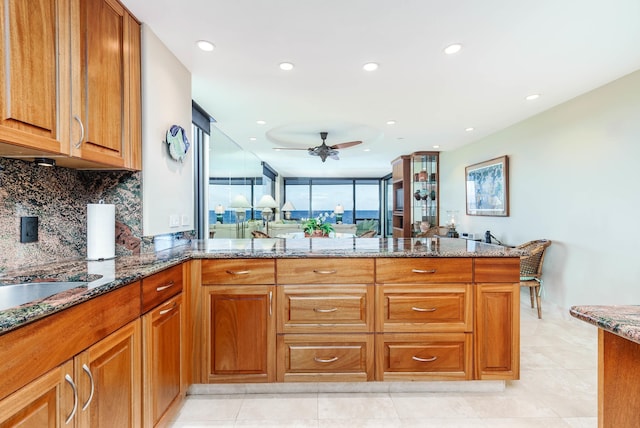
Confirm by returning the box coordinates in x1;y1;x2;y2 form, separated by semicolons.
570;305;640;428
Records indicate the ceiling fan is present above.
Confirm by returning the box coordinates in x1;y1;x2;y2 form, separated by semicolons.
274;132;362;162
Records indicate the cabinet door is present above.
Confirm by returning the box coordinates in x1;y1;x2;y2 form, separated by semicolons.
75;319;141;428
70;0;140;169
475;283;520;380
0;360;73;427
203;285;276;383
142;293;184;428
0;0;69;156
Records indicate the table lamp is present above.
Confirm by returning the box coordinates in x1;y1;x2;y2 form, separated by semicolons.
214;204;225;223
334;204;344;224
256;195;278;234
281;201;296;220
446;210;459;238
229;195;252;238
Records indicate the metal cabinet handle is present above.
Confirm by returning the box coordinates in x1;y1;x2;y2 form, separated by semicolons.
411;269;437;274
73;115;85;149
159;301;177;315
156;280;175;292
314;307;338;313
227;270;250;275
412;355;438;363
313;269;337;275
314;356;339;363
81;364;94;411
269;291;273;316
65;374;78;424
411;306;436;312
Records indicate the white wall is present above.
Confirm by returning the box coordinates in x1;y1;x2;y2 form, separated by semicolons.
141;25;194;236
440;70;640;311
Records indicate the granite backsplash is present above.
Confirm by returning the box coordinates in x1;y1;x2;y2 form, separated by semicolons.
0;158;142;272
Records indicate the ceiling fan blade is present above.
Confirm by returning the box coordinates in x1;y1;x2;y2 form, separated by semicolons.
330;140;362;149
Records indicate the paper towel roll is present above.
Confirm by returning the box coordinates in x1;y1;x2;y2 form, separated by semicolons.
87;203;115;260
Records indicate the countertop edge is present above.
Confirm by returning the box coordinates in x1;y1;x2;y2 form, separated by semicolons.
570;305;640;345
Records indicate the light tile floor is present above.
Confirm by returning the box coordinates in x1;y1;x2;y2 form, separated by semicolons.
170;289;598;427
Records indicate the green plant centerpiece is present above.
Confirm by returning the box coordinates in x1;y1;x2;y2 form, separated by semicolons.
302;212;335;237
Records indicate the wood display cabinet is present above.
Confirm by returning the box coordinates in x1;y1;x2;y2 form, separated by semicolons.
391;152;439;238
0;0;141;170
200;259;276;383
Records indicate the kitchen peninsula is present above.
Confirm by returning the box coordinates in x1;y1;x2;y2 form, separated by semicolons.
0;238;522;427
570;305;640;428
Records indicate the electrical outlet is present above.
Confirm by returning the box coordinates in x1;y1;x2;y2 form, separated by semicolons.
169;215;180;227
20;216;38;243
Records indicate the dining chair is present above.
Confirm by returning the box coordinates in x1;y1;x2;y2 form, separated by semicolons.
357;230;377;238
251;230;271;238
517;239;552;319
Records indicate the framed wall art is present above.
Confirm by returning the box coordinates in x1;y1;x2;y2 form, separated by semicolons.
465;155;509;216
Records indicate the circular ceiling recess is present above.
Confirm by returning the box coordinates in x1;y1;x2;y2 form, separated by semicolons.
265;121;384;148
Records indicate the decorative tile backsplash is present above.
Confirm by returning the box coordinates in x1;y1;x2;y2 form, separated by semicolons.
0;158;142;272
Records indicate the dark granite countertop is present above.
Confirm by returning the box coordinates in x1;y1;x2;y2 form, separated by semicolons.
570;305;640;345
0;237;522;335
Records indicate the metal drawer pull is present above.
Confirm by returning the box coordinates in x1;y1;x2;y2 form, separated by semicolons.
411;306;436;312
227;270;250;275
313;269;337;275
156;280;175;291
411;269;437;274
314;307;338;313
73;115;85;149
314;356;339;363
412;355;438;363
81;364;94;411
65;374;78;424
159;302;177;315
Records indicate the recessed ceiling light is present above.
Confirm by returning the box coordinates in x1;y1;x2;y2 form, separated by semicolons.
465;127;474;132
432;145;440;149
363;62;379;71
526;94;540;101
256;120;266;125
196;40;215;52
279;62;294;71
444;43;462;55
386;120;396;125
249;137;257;141
363;148;371;152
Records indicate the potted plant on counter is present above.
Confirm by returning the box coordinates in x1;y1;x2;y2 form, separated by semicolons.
302;212;335;237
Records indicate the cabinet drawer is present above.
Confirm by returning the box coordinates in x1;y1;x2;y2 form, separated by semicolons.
474;258;520;283
277;259;373;284
202;259;275;284
376;258;472;283
142;264;183;313
277;334;374;382
375;333;472;381
278;285;373;333
376;284;472;332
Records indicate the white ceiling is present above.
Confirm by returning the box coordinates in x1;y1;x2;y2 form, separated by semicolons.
121;0;640;178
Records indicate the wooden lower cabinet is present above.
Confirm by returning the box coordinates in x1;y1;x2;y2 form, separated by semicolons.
0;320;141;427
142;293;185;428
375;333;472;381
203;285;276;383
277;334;374;382
475;282;520;380
0;361;73;427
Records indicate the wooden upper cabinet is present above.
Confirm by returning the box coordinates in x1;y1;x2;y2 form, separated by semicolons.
0;0;141;169
70;0;141;169
0;0;70;156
